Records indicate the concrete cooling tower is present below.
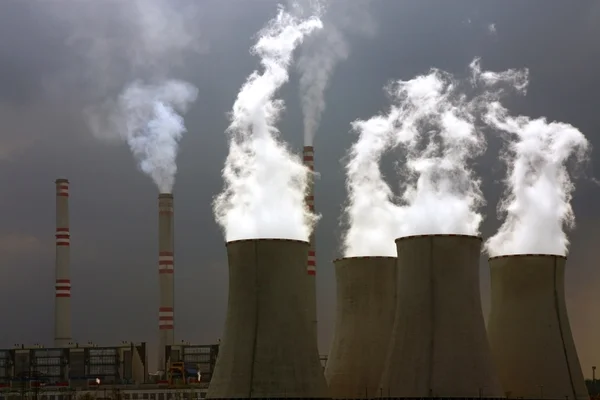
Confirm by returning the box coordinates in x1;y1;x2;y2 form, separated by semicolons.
303;145;317;342
207;239;328;399
325;257;396;399
380;234;503;398
487;255;588;400
158;193;175;371
55;178;72;347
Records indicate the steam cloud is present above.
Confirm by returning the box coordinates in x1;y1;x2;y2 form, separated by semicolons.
90;81;198;193
213;7;323;242
343;111;401;257
343;59;527;257
295;0;375;145
47;0;204;192
484;101;589;257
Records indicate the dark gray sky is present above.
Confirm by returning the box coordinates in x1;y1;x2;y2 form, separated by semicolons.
1;0;599;374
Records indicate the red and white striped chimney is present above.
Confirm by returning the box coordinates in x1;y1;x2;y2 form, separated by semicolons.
303;146;317;341
54;178;72;347
158;193;175;371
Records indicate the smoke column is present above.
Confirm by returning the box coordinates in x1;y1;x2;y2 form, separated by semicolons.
213;7;323;242
343;60;530;255
343;111;400;257
48;0;204;192
484;102;589;257
109;80;198;192
393;70;486;237
295;0;375;145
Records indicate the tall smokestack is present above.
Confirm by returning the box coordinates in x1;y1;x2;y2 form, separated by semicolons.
325;256;396;398
158;193;175;371
207;239;328;399
303;146;317;342
487;255;587;400
380;234;503;397
54;178;72;347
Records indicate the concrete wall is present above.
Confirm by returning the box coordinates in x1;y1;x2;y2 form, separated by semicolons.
380;234;502;398
325;257;396;398
207;239;328;399
487;255;588;400
158;193;175;371
54;179;72;347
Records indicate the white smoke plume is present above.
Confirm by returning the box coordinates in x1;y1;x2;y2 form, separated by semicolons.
88;80;198;192
343;59;528;256
43;0;204;192
391;70;486;238
213;7;323;242
295;0;375;145
484;102;590;257
44;0;207;95
343;110;401;257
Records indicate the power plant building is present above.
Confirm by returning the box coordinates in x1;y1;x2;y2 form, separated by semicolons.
325;256;396;398
380;234;503;398
207;239;328;399
487;254;588;400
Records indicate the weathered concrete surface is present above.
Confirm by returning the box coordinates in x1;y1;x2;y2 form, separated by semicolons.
157;193;175;371
487;255;588;400
380;234;503;398
325;257;396;398
207;239;328;399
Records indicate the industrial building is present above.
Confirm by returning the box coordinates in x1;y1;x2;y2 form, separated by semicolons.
1;171;593;399
380;234;503;398
0;179;220;398
0;342;219;398
325;256;396;399
487;254;588;400
207;239;328;399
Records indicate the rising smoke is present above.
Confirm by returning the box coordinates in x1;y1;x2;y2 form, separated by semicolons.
45;0;204;192
295;0;375;145
343;111;401;257
89;81;198;193
484;101;590;257
343;59;530;257
213;7;323;242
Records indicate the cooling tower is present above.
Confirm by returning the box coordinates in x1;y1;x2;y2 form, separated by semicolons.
207;239;328;399
54;178;72;347
487;255;588;400
158;193;175;371
380;234;503;398
325;257;396;399
303;146;318;342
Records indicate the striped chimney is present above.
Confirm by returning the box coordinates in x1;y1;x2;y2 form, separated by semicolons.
158;193;175;371
54;179;72;347
303;146;317;341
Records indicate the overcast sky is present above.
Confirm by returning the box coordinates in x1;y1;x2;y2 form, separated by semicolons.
0;0;599;374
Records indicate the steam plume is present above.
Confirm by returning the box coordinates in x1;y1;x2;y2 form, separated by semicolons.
295;0;375;145
92;80;198;192
46;0;204;192
343;111;400;257
213;7;323;242
343;59;527;256
484;101;589;257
